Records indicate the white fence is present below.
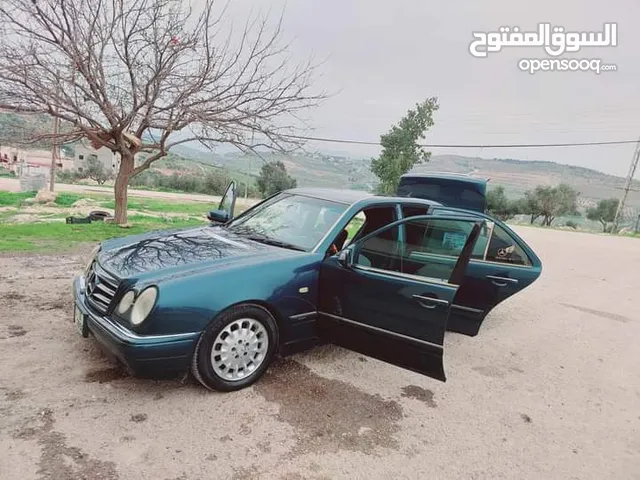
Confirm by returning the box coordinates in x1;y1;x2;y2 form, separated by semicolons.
19;173;47;191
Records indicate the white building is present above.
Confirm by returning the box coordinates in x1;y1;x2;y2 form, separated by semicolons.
74;141;118;174
0;146;72;176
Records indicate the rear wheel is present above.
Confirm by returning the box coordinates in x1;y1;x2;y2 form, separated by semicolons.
191;305;278;392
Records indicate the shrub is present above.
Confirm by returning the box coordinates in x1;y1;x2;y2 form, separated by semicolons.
565;220;578;229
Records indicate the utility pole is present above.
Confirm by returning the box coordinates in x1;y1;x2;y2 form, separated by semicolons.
246;127;256;200
612;138;640;233
49;115;59;191
49;74;62;192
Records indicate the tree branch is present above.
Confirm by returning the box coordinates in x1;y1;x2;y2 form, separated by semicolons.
0;0;326;178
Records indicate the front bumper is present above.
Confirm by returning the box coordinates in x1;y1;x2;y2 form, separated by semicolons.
73;275;200;377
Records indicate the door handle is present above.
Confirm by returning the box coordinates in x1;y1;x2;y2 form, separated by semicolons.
412;295;450;309
486;275;519;287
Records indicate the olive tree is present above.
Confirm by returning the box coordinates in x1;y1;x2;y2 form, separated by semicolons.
0;0;323;224
586;198;619;232
257;160;296;197
523;184;579;226
486;185;523;221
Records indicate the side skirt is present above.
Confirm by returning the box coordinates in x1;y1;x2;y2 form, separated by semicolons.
446;305;485;337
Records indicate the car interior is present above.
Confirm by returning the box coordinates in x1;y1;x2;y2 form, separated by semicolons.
326;207;401;265
337;211;474;283
325;205;529;282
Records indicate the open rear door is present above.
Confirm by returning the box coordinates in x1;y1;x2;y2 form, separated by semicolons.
318;215;484;381
428;207;543;336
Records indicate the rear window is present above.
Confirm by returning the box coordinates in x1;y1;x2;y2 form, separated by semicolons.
397;178;485;212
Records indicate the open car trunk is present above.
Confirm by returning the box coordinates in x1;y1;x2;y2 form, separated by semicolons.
397;174;487;213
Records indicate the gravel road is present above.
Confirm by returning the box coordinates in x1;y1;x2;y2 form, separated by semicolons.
0;226;638;480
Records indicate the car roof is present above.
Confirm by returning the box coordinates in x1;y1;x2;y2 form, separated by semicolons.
285;187;374;204
283;187;442;208
400;172;488;186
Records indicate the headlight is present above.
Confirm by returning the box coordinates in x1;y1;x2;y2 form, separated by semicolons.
130;287;158;326
117;290;136;315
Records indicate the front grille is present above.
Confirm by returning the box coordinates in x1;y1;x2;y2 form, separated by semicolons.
85;262;119;314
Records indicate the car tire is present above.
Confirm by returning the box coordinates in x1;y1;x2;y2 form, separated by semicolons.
191;304;278;392
88;210;113;222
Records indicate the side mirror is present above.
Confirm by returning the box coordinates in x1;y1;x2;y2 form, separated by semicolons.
337;247;353;268
207;209;230;224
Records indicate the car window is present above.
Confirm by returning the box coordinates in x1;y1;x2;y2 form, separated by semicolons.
430;207;492;260
485;224;532;266
402;205;430;218
341;206;398;248
432;207;530;265
227;194;347;251
408;218;482;263
354;225;400;270
354;218;480;284
408;215;490;260
344;212;365;242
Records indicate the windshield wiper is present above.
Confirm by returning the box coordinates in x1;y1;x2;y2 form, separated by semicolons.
245;234;306;252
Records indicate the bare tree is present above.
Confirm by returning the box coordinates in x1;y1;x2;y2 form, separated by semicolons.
0;0;323;224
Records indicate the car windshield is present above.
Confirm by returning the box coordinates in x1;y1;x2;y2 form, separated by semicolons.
226;194;348;251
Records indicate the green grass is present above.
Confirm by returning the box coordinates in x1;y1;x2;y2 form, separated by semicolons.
0;217;203;252
99;198;212;215
0;191;36;206
0;191;92;208
125;184;193;194
54;192;84;206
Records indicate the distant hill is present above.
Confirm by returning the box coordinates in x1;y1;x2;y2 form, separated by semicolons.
0;112;54;150
1;112;637;209
170;145;640;209
412;155;640;208
170;145;379;191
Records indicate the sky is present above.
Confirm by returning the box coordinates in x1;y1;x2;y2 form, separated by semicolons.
216;0;640;177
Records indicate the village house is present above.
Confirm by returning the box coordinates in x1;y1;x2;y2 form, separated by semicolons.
0;146;73;177
0;141;118;179
73;140;119;174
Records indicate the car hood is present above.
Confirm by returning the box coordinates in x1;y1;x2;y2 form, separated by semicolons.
97;225;295;279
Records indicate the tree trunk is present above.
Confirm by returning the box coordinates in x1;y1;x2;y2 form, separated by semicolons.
113;152;134;225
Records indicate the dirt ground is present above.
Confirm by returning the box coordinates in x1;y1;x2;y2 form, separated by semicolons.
0;227;638;480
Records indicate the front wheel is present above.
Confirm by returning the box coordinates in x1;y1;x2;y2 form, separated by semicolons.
191;305;278;392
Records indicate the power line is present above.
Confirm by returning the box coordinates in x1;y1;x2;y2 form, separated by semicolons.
283;134;639;149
